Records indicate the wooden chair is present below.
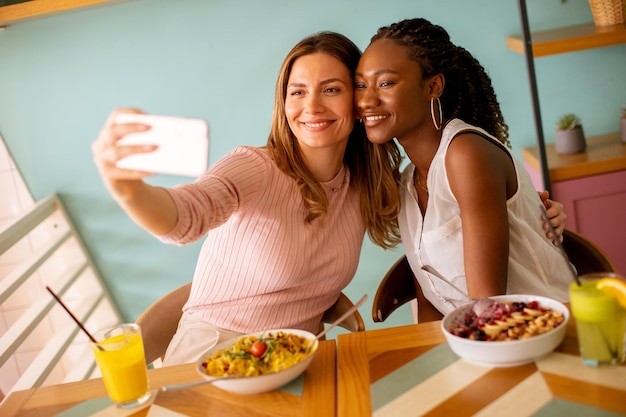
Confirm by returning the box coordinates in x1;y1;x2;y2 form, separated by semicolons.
136;283;191;365
372;255;415;324
371;255;443;324
562;229;617;275
136;283;365;365
320;292;366;334
372;229;617;324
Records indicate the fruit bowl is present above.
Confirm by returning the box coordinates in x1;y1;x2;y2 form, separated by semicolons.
441;294;569;367
195;328;318;394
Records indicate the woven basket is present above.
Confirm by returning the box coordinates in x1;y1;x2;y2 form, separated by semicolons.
588;0;625;26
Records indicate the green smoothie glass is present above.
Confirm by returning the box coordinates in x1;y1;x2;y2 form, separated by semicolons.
569;273;626;367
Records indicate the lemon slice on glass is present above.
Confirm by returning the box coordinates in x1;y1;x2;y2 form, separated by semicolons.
596;277;626;309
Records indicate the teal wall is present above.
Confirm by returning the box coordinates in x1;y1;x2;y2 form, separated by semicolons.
1;0;624;330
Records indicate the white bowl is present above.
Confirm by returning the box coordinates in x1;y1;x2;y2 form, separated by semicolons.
441;294;569;367
195;328;318;394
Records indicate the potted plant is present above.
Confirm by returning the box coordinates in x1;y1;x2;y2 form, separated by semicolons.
620;103;626;143
555;113;586;154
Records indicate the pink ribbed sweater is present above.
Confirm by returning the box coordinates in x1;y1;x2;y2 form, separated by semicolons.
158;146;364;333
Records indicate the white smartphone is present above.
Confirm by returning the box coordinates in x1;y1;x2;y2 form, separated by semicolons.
115;113;209;177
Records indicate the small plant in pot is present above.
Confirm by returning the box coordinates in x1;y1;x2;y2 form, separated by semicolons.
555;113;586;154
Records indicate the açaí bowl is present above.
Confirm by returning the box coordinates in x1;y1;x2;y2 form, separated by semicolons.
441;294;569;367
195;328;318;394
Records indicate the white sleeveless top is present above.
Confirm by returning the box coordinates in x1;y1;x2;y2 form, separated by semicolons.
399;119;571;317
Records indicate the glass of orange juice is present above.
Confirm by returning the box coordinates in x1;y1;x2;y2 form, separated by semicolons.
569;273;626;367
90;323;152;408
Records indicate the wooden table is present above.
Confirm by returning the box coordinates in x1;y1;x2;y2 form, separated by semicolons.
0;340;336;417
337;318;626;417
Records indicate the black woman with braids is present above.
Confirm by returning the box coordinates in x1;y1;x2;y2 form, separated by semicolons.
356;18;572;322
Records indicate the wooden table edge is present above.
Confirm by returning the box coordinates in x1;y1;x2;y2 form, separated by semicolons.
0;340;338;417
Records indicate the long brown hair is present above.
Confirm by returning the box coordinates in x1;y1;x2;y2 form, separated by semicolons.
267;32;402;248
371;18;510;147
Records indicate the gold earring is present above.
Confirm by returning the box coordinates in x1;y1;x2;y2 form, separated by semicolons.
430;97;443;130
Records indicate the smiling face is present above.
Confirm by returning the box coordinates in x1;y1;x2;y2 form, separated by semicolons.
355;39;435;144
284;53;356;154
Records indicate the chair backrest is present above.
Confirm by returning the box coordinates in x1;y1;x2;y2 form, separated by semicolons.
371;229;617;324
372;255;417;323
136;282;191;365
136;284;364;365
562;229;617;275
321;292;365;334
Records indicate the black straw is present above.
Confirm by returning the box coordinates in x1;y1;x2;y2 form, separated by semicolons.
46;286;104;350
539;205;581;286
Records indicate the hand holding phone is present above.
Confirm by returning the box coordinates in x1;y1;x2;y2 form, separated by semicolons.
115;113;209;177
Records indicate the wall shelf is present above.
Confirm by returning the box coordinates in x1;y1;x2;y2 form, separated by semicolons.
507;22;626;57
0;0;122;27
522;132;626;182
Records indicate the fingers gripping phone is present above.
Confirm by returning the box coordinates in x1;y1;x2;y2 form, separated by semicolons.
115;113;209;177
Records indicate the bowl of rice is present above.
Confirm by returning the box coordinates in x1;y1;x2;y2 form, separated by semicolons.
441;294;569;367
195;328;318;394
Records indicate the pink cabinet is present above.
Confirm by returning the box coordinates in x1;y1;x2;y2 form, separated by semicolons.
523;133;626;274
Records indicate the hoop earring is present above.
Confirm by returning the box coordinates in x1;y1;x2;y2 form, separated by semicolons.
430;97;443;131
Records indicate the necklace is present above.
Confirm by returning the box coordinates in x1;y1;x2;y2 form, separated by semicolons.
330;170;348;192
416;170;429;196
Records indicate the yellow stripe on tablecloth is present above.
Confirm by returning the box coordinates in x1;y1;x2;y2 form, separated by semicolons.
373;359;491;417
472;372;551;417
537;352;626;390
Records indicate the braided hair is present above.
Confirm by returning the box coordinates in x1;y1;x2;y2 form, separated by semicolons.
371;18;510;146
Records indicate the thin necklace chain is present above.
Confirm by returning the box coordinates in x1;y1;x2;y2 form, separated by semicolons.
330;170;347;192
416;170;429;196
